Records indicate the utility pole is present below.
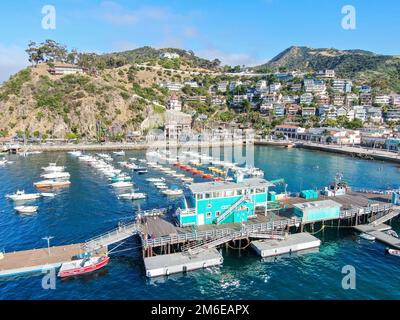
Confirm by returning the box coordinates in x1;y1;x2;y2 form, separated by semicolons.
42;236;54;256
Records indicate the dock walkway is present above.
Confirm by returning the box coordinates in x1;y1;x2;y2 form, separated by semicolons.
354;224;400;249
0;244;83;278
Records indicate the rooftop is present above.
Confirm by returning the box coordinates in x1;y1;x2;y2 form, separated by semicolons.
293;199;342;212
188;178;274;194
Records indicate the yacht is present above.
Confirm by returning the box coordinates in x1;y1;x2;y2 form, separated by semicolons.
6;190;41;201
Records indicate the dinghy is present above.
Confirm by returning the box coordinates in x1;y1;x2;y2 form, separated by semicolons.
386;248;400;256
15;206;38;214
359;233;375;241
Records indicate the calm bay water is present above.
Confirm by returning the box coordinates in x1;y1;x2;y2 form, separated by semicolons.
1;146;400;300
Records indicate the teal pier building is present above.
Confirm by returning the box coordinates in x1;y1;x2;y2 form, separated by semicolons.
177;178;274;227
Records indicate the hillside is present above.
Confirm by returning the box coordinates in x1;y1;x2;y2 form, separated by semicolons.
256;46;400;91
0;61;211;140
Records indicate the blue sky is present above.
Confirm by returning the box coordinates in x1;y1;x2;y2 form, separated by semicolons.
0;0;400;82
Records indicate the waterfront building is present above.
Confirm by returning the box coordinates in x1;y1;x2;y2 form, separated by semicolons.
293;200;342;223
274;125;305;139
177;177;273;227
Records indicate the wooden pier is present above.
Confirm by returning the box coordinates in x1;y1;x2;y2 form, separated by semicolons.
0;244;85;278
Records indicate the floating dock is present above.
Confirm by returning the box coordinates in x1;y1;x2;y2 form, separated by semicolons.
0;244;84;278
144;248;223;278
354;224;400;249
251;233;321;258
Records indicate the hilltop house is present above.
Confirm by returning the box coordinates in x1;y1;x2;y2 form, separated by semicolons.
167;94;182;111
48;64;85;75
315;69;335;79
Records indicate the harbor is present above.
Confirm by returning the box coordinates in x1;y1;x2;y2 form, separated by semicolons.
1;145;400;299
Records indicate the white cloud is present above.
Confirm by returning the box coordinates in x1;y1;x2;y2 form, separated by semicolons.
197;48;266;67
0;45;28;83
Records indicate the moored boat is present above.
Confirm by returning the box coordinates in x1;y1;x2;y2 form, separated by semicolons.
359;233;375;241
34;180;71;189
58;256;110;278
15;206;38;214
162;189;183;196
113;151;125;156
6;190;41;201
41;172;71;179
118;192;147;200
111;181;133;188
386;248;400;256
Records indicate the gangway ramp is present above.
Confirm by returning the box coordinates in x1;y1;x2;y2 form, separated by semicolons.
85;221;140;252
369;207;400;226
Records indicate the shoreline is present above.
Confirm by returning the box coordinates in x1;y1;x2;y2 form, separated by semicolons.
295;142;400;164
4;140;248;153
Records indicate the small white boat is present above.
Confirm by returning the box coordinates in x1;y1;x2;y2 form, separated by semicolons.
15;206;38;214
113;151;125;156
162;189;183;196
181;177;194;182
41;172;70;179
385;230;399;238
111;181;133;188
40;192;56;198
156;184;168;190
386;248;400;256
118;192;147;200
0;159;8;165
146;178;165;183
42;163;65;172
129;158;137;161
6;190;41;201
359;233;375;241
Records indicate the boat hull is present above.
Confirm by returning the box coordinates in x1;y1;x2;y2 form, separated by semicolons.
58;256;110;278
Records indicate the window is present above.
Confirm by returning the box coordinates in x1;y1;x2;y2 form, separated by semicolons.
207;202;212;209
206;212;212;218
215;211;220;217
205;193;211;199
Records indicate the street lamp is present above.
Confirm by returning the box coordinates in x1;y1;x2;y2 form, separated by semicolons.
42;236;54;256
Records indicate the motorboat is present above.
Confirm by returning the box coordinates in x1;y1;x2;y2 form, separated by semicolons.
6;190;41;201
385;230;399;238
110;175;132;183
386;248;400;256
359;233;375;241
162;189;183;196
181;177;194;182
42;163;65;172
15;206;38;214
41;172;71;179
118;192;147;200
40;192;56;198
113;151;125;156
146;178;165;183
0;159;8;165
34;180;71;189
156;184;168;190
58;256;110;278
137;169;148;175
111;181;133;188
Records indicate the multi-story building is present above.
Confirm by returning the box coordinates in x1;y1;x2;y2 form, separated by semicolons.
315;93;330;105
256;80;268;92
217;81;229;93
315;69;336;79
390;94;400;106
273;104;285;117
332;94;345;107
269;83;282;93
274;125;306;138
358;85;372;93
332;80;353;93
160;81;184;91
229;80;243;92
365;107;383;123
184;81;199;88
300;93;313;105
301;106;316;117
352;105;367;122
304;79;326;93
318;105;337;120
48;65;85;75
360;93;373;105
374;95;391;105
290;83;302;92
167;94;182;111
384;108;400;122
345;93;359;107
285;104;300;117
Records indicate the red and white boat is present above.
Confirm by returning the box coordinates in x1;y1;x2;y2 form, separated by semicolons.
58;256;110;278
